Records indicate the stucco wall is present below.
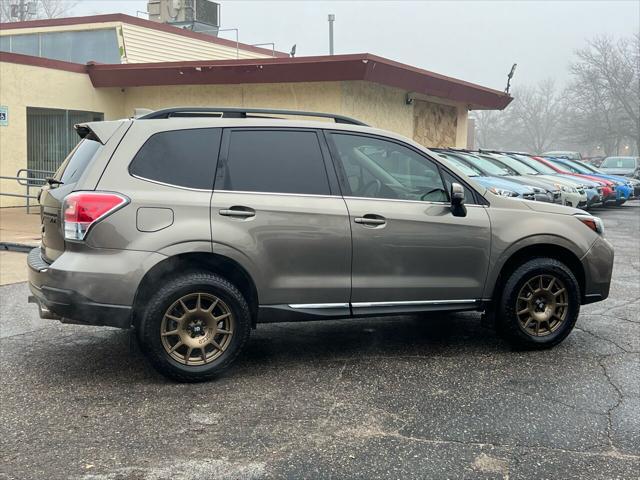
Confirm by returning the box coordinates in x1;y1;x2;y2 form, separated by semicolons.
413;100;457;148
0;69;469;207
0;61;123;206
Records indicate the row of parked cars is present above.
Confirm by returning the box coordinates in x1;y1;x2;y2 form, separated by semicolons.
434;149;640;210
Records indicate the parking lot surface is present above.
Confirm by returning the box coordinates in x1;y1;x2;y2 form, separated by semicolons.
1;201;638;480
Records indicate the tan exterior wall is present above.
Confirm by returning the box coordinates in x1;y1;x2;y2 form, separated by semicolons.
0;61;124;207
0;66;469;207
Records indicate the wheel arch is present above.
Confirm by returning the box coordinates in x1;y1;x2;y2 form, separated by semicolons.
490;241;586;307
132;252;260;328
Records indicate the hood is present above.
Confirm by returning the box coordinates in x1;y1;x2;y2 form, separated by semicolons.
474;176;533;194
523;200;583;216
600;167;636;176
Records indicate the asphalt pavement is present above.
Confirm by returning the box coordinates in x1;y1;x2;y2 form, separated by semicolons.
1;201;638;479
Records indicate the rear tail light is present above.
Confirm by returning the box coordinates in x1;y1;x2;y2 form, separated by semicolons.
63;191;129;241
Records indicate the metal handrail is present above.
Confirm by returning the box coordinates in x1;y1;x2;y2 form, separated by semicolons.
0;168;54;213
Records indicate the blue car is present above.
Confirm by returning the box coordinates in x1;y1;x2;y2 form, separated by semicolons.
437;153;541;201
568;159;640;199
550;157;633;205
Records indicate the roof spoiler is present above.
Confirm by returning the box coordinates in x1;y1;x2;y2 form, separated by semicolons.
75;120;127;145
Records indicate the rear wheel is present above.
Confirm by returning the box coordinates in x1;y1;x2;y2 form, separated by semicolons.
497;258;580;349
137;272;251;382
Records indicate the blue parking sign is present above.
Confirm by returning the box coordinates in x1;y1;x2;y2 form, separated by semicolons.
0;106;7;126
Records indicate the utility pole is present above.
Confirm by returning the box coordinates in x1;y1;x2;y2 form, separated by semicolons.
328;14;335;55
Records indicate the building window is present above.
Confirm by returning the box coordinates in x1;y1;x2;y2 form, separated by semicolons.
27;107;104;179
0;29;121;64
217;130;331;195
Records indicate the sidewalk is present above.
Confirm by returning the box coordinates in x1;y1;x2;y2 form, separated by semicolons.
0;207;40;247
0;208;39;285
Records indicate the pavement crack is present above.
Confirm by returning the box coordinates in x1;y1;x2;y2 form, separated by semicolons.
574;326;634;354
597;356;626;457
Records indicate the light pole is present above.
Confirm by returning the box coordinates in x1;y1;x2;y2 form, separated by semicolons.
328;14;335;55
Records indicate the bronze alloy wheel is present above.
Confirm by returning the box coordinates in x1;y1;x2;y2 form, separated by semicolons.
516;274;569;337
160;293;235;366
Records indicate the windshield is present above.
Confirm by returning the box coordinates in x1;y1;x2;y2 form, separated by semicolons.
575;161;600;173
543;151;581;160
601;157;637;169
455;153;511;176
483;154;538;175
544;158;573;172
438;155;479;177
558;159;593;174
512;155;557;175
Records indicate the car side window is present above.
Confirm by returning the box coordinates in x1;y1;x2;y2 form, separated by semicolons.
330;133;448;202
217;130;331;195
129;128;221;190
440;169;475;204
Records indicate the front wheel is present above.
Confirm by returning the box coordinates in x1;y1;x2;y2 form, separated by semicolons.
497;258;581;349
137;272;251;382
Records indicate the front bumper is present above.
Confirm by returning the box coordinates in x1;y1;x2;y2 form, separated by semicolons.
580;236;614;305
562;191;587;208
27;247;164;329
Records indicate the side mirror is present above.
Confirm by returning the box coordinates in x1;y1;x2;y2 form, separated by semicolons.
450;182;467;217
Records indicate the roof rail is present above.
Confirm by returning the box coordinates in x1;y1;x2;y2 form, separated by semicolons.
137;107;369;126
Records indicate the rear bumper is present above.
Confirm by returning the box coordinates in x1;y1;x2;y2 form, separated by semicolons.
28;282;132;329
27;247;165;329
580;237;614;305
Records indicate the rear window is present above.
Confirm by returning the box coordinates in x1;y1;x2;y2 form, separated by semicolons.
129;128;222;190
217;130;330;195
53;139;102;184
602;157;637;169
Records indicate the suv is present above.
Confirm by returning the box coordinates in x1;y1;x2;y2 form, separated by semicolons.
28;108;614;382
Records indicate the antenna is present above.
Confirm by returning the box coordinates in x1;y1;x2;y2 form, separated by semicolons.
505;63;517;94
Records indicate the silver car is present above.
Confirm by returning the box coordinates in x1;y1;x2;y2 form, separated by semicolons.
28;107;614;382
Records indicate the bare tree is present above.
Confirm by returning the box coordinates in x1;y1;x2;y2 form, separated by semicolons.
566;35;640;155
471;110;506;149
0;0;76;23
506;79;568;153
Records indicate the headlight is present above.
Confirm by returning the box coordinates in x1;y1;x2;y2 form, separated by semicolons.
575;214;604;235
489;187;518;197
560;185;577;193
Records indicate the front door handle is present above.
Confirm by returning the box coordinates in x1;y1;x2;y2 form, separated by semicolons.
219;206;255;218
354;214;386;227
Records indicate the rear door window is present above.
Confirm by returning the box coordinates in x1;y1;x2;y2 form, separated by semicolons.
129;128;222;190
217;130;331;195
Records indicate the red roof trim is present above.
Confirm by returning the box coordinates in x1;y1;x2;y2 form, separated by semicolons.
0;13;289;58
0;51;87;73
87;53;513;110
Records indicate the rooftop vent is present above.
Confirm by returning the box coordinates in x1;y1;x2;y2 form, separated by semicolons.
147;0;221;35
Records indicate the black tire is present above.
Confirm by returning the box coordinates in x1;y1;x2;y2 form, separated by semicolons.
137;272;251;382
497;257;580;349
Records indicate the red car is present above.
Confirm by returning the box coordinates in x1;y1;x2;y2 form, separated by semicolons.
533;156;615;201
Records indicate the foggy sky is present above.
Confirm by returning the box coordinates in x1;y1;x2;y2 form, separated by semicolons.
74;0;639;91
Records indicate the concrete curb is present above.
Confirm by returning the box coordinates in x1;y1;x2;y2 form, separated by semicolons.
0;242;36;253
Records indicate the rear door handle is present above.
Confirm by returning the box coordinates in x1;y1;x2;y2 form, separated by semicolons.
354;214;386;227
219;206;255;218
